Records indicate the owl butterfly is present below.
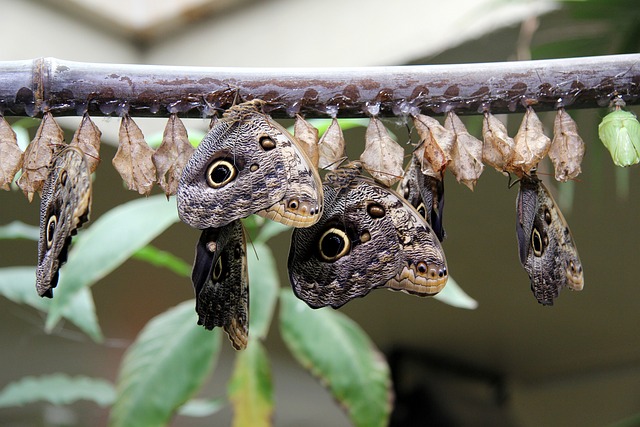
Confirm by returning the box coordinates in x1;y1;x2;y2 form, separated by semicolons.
516;171;583;305
36;146;92;298
288;162;448;309
192;220;248;350
397;155;446;242
177;100;323;229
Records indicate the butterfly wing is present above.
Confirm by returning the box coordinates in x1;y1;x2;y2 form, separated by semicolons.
289;172;448;309
516;173;583;305
36;146;92;298
192;220;249;350
398;156;446;241
177;101;322;229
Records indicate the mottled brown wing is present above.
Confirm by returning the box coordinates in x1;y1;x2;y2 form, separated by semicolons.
397;155;446;242
516;172;583;305
192;220;249;350
36;146;92;298
289;170;448;309
177;100;323;229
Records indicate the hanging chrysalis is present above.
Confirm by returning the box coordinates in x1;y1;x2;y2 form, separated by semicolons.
411;113;454;176
598;104;640;167
482;112;514;173
549;108;585;181
360;116;404;187
294;114;320;169
509;106;550;176
113;114;157;195
152;114;195;197
70;113;102;174
17;112;65;201
445;111;484;190
0;115;24;190
318;118;346;170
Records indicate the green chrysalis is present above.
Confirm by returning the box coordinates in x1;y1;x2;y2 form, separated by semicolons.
598;109;640;167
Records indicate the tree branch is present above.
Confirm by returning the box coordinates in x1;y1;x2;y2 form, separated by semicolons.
0;55;639;119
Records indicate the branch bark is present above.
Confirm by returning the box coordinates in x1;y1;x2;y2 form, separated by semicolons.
0;55;638;119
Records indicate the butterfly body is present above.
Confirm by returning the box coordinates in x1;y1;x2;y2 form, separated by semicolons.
36;146;92;298
289;163;448;309
178;101;323;229
192;220;248;350
516;171;583;305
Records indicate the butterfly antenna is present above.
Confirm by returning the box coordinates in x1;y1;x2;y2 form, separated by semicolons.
507;173;521;189
322;156;348;171
241;221;260;262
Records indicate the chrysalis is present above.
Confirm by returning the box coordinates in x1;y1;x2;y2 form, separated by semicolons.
294;114;320;169
360;117;404;187
445;111;484;190
318;118;346;170
509;107;550;176
598;109;640;167
482;112;514;173
18;112;65;201
152;114;195;197
549;108;585;181
0;115;24;190
113;114;157;195
70;113;102;174
412;113;454;176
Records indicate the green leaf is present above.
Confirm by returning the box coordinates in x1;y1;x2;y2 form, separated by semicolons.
0;374;115;408
254;220;290;244
242;215;291;244
178;397;226;417
608;412;640;427
598;109;640;167
0;266;102;341
0;221;39;240
46;195;180;332
132;245;191;278
227;339;273;427
279;289;392;427
247;242;279;340
433;275;478;310
109;300;222;427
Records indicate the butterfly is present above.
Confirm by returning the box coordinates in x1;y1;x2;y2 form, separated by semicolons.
516;170;584;305
177;100;323;229
397;155;446;241
191;220;249;350
36;146;92;298
288;162;448;309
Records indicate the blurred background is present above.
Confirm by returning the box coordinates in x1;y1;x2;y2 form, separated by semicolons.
1;0;639;426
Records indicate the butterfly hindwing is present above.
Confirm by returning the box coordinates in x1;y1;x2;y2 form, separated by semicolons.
289;162;448;309
516;172;584;305
192;220;249;350
36;146;92;298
